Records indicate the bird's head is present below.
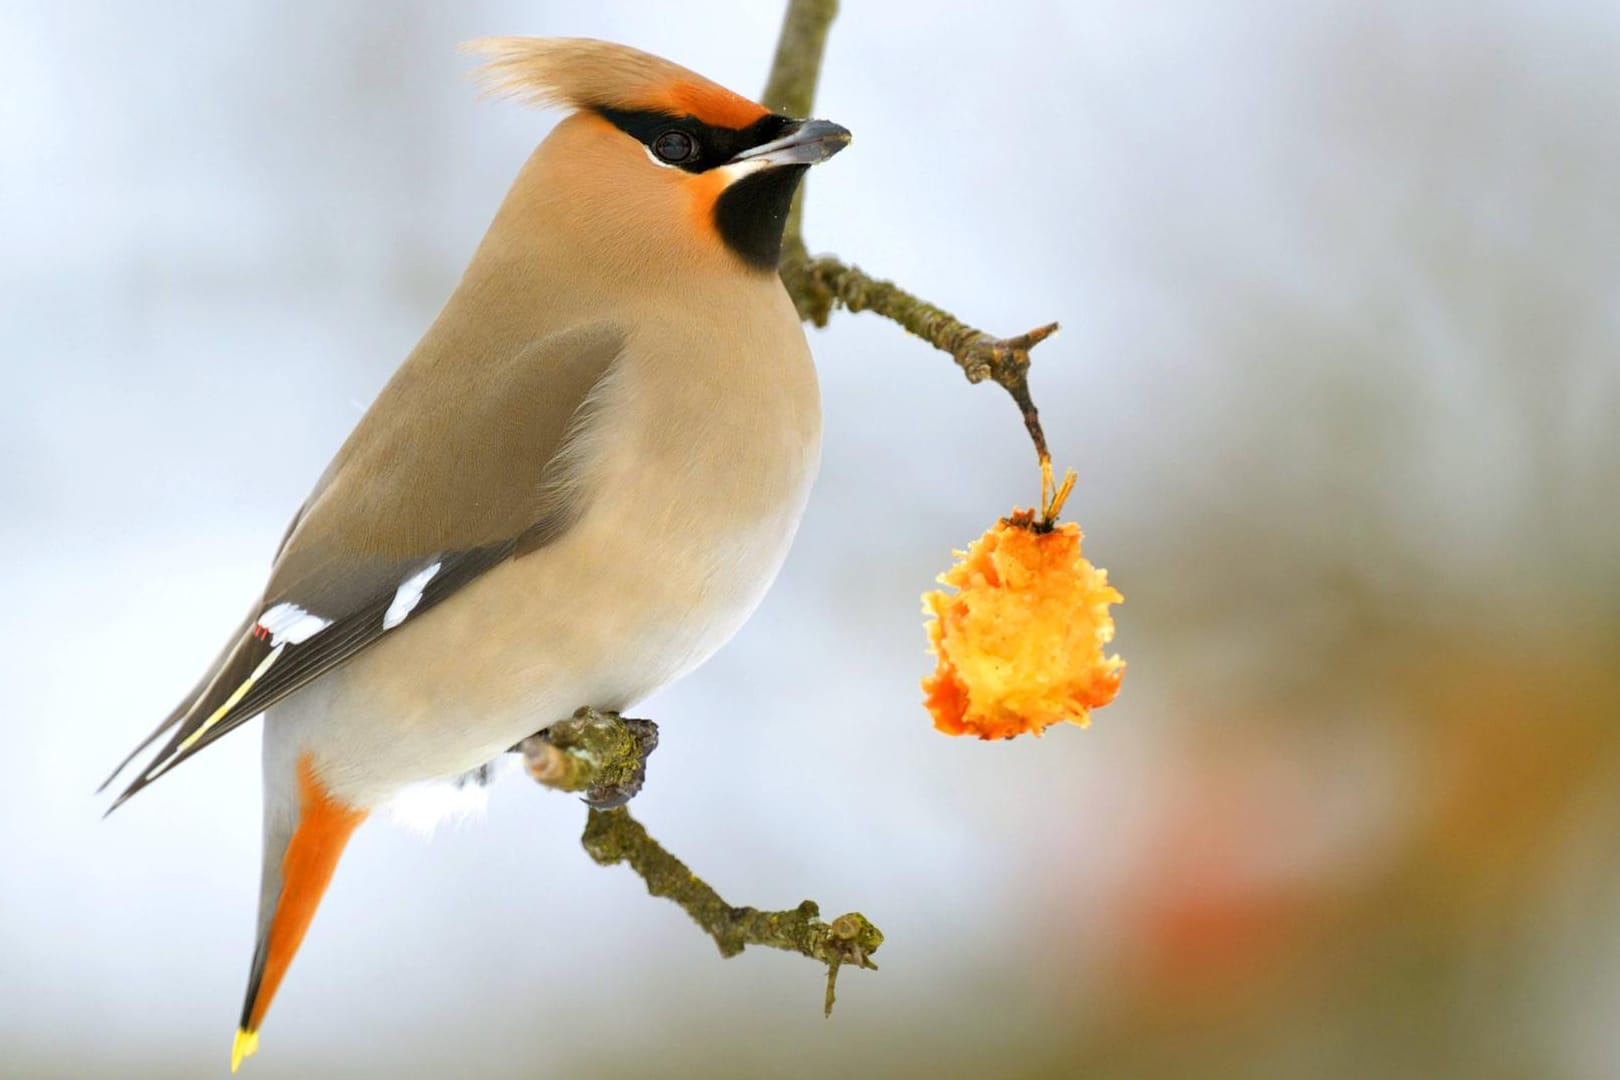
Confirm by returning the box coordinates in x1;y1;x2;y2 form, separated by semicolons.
469;37;850;276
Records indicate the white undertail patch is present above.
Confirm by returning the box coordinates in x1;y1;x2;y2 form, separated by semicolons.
385;758;515;836
383;562;442;631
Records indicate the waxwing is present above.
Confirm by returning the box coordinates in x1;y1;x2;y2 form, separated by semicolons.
100;37;850;1070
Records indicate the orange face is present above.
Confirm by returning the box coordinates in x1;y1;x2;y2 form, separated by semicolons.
525;102;846;275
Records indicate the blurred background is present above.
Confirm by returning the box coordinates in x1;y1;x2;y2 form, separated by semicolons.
4;1;1618;1077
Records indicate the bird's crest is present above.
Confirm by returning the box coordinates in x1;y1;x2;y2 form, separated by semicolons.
466;37;769;129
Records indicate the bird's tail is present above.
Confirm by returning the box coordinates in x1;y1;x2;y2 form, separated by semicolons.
233;752;367;1072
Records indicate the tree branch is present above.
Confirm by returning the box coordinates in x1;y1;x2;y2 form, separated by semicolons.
792;257;1059;461
761;0;840;277
767;0;1060;464
584;807;882;1018
761;0;839;119
518;707;658;808
521;709;881;1015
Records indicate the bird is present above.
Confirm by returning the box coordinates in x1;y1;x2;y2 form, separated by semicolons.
99;37;850;1071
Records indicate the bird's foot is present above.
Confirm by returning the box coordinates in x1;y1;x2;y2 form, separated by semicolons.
517;708;659;808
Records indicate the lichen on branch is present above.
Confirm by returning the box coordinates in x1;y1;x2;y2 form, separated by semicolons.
522;708;881;1015
519;706;658;808
584;806;882;1017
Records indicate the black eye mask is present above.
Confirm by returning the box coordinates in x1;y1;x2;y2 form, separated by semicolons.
596;108;795;173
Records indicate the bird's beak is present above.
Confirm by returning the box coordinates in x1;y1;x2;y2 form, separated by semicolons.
730;118;852;169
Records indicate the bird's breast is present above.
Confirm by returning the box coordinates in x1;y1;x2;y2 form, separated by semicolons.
591;300;822;679
299;293;821;806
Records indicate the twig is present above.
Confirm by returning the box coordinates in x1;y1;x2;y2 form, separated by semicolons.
766;0;1061;465
794;258;1059;461
518;707;658;809
761;0;839;117
522;708;882;1014
761;0;839;278
583;807;882;1017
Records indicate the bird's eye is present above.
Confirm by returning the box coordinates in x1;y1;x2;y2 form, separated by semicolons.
652;129;698;164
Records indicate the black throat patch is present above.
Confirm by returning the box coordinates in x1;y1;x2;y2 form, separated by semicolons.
712;165;810;271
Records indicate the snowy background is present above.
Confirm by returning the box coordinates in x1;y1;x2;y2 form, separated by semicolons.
4;2;1619;1077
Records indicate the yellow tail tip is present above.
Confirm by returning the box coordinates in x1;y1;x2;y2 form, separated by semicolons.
231;1028;259;1072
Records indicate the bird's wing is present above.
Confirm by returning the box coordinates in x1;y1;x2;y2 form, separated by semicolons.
103;322;625;810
